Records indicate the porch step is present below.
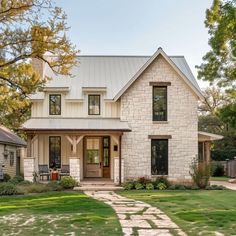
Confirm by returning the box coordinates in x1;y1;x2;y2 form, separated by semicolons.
74;186;123;191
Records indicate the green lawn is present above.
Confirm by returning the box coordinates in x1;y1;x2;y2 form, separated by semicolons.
0;191;122;236
210;176;230;182
119;190;236;236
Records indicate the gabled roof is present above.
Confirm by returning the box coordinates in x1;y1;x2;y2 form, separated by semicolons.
0;126;26;146
30;48;202;100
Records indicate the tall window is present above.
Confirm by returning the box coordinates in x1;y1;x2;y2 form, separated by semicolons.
49;136;61;168
103;137;110;167
153;87;167;121
151;139;168;175
49;94;61;115
88;95;100;115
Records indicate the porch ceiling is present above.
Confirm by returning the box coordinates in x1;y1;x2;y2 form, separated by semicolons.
22;118;131;132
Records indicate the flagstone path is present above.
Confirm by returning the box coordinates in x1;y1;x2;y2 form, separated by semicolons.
85;191;187;236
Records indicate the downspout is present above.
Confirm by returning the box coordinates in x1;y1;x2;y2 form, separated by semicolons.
119;135;122;186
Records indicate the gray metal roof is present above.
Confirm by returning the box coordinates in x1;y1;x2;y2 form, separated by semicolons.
0;126;26;146
23;118;131;131
31;53;201;100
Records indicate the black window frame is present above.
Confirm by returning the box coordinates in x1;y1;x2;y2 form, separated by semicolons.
49;136;61;168
49;94;61;115
88;94;101;115
9;151;14;166
103;137;110;167
151;139;168;175
152;86;167;121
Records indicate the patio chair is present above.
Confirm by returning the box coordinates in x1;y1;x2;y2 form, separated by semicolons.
38;165;50;181
0;169;3;180
59;165;70;179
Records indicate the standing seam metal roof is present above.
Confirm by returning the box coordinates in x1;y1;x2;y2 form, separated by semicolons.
30;55;201;100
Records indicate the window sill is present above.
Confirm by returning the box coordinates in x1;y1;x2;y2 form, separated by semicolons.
152;121;169;124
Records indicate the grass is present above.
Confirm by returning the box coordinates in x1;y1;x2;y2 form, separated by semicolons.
119;190;236;236
0;191;122;236
210;176;230;182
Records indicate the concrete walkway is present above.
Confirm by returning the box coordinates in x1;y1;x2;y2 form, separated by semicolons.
85;191;187;236
211;181;236;190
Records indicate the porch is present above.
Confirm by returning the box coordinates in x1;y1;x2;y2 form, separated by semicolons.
23;118;131;185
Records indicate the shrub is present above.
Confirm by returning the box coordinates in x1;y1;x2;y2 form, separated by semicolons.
18;180;32;185
47;181;63;191
0;183;20;195
60;176;77;189
20;183;50;193
191;186;200;190
189;158;210;189
211;162;225;177
156;183;167;190
9;175;24;184
134;182;144;190
137;177;151;186
123;182;134;190
206;185;226;190
146;183;154;190
167;184;188;190
3;173;11;182
153;176;170;188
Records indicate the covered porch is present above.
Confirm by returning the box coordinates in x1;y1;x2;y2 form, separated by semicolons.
23;118;131;185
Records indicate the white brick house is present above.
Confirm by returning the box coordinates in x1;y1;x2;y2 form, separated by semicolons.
22;48;222;184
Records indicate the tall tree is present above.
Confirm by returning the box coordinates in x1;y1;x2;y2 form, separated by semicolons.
197;0;236;89
0;0;78;134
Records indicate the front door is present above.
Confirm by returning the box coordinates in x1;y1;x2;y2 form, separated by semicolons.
84;137;102;177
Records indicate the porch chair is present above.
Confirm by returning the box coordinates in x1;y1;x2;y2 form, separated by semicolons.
38;165;50;181
59;165;70;179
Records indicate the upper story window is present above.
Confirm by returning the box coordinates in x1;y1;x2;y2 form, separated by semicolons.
49;94;61;115
153;86;167;121
88;95;100;115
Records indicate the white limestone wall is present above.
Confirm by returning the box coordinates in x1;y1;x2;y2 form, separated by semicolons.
114;157;124;184
24;158;35;181
120;56;198;183
69;158;80;182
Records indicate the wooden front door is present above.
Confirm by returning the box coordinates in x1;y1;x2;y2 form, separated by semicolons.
84;137;102;177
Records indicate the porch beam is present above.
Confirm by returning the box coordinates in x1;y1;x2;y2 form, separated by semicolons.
66;135;84;155
111;135;119;145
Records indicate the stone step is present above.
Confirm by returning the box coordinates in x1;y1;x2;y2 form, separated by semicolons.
74;186;123;191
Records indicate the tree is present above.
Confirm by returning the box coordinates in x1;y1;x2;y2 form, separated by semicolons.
197;0;236;88
0;0;78;134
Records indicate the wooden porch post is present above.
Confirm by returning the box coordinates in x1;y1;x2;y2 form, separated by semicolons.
27;134;32;157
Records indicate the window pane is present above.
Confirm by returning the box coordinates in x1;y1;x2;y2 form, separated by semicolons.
88;95;100;115
49;95;61;115
87;150;99;164
153;87;167;121
49;136;61;168
103;148;109;167
10;152;14;166
151;139;168;175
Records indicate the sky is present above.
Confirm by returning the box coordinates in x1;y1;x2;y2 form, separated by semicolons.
57;0;213;88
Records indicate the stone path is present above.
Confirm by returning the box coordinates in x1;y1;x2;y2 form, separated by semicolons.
85;191;187;236
211;181;236;190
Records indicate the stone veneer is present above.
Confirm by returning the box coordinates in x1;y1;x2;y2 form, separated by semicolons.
69;158;80;182
114;157;124;184
120;55;198;183
24;157;35;182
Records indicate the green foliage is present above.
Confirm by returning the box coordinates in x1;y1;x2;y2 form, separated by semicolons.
211;149;236;161
153;176;170;188
146;183;154;190
122;182;134;190
211;162;225;176
205;185;226;190
60;176;77;189
168;185;187;190
156;183;167;190
8;175;24;184
19;183;50;193
134;182;144;190
219;103;236;129
46;181;63;191
3;173;11;182
189;158;211;189
137;177;151;185
0;182;20;195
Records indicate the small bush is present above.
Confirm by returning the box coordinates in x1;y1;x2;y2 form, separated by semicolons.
167;184;188;190
60;176;77;189
18;180;32;185
146;183;154;190
153;176;170;188
211;162;225;177
156;183;167;190
47;181;63;191
189;158;210;189
137;177;151;185
206;185;226;190
191;186;200;190
9;175;24;184
20;183;50;193
135;182;144;190
3;173;11;182
123;182;134;190
0;183;20;195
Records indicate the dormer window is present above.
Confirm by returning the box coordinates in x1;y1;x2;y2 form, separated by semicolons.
49;94;61;115
88;95;100;115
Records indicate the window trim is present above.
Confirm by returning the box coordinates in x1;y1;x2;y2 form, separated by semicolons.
151;139;169;176
152;86;167;121
88;94;101;115
49;94;61;115
49;136;61;168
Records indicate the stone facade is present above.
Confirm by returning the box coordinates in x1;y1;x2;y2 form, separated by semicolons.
114;157;124;184
69;158;80;182
24;157;35;182
120;55;198;183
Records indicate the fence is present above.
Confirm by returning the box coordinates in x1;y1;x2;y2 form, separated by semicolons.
226;158;236;178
